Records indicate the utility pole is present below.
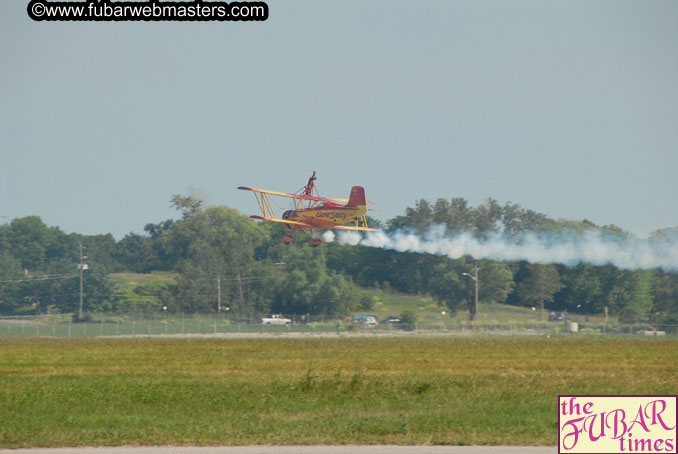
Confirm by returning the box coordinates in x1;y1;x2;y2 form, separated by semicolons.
78;243;88;318
474;262;479;320
217;274;222;312
462;262;479;321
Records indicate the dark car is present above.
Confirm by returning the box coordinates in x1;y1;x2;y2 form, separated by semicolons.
380;315;401;324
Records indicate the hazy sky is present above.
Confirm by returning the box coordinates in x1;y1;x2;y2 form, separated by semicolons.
2;1;677;239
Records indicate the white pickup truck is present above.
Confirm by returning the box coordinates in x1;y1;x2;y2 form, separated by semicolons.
261;314;292;325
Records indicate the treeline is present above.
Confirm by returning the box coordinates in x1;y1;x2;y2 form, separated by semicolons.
328;198;678;324
0;196;355;317
1;194;677;323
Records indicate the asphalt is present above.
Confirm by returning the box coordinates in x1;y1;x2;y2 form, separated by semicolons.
2;446;557;454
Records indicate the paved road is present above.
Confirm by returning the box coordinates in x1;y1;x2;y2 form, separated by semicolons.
3;446;557;454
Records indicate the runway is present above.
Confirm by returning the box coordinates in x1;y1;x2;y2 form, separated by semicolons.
2;446;557;454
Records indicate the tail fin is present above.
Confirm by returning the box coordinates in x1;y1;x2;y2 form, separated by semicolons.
347;186;366;207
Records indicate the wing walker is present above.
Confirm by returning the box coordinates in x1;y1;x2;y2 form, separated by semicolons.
238;172;378;246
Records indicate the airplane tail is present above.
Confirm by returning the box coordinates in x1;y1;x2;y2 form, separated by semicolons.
347;186;366;207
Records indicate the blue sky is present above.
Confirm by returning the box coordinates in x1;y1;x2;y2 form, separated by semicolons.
2;1;677;239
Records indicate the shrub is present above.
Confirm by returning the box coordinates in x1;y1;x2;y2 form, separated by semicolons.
357;293;375;311
72;312;93;323
398;310;417;331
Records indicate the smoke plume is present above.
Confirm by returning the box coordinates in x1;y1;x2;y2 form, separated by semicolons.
336;227;678;271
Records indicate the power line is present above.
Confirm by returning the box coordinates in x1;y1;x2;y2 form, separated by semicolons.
174;275;276;284
22;292;84;299
0;274;79;283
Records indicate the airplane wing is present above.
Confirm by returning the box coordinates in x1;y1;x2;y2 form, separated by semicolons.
238;186;346;203
333;225;381;232
250;215;312;228
250;215;379;232
238;186;374;204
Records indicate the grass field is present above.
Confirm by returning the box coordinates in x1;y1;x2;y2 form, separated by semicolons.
1;336;677;448
108;271;179;291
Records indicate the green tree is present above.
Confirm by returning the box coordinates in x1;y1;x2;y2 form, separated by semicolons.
472;198;502;238
608;269;655;323
109;280;177;313
113;233;157;273
170;202;269;313
0;218;117;314
270;244;355;316
516;264;563;321
398;310;418;331
170;191;205;219
4;216;53;271
428;258;468;317
58;267;114;314
556;264;604;314
432;198;451;226
356;292;375;311
444;197;475;233
477;260;515;305
81;234;118;273
110;289;161;313
0;252;25;314
388;199;433;235
652;271;678;324
463;260;514;321
501;202;550;239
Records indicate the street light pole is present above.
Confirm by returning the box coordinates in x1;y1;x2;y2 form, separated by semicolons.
78;243;88;319
461;262;478;321
473;262;478;319
217;273;221;313
462;262;479;321
79;243;84;318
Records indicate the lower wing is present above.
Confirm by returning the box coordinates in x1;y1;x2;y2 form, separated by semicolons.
333;225;381;232
250;215;379;232
250;215;312;228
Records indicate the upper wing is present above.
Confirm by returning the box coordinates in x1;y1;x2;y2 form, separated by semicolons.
238;186;346;204
238;186;375;205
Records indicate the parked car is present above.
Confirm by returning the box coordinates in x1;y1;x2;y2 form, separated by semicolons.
380;315;401;325
261;314;292;325
353;315;378;326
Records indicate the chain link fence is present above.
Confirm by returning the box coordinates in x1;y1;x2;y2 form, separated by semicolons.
1;313;676;338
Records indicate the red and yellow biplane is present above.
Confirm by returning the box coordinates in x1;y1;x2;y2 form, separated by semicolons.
238;172;379;246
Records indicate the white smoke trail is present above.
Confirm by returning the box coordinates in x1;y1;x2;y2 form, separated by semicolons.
321;230;336;243
336;227;678;271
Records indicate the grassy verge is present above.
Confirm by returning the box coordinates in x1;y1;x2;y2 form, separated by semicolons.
108;271;179;291
107;272;614;325
364;288;613;324
2;337;675;448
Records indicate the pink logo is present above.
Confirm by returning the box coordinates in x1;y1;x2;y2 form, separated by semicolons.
559;396;677;453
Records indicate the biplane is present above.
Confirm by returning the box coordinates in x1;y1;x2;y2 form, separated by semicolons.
238;172;379;246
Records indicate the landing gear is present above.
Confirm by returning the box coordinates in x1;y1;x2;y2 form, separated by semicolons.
283;226;300;244
282;227;323;246
282;235;323;246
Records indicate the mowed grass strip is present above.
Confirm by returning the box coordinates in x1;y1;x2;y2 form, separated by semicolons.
0;336;676;448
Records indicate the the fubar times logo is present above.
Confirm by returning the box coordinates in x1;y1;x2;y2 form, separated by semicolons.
559;395;677;453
